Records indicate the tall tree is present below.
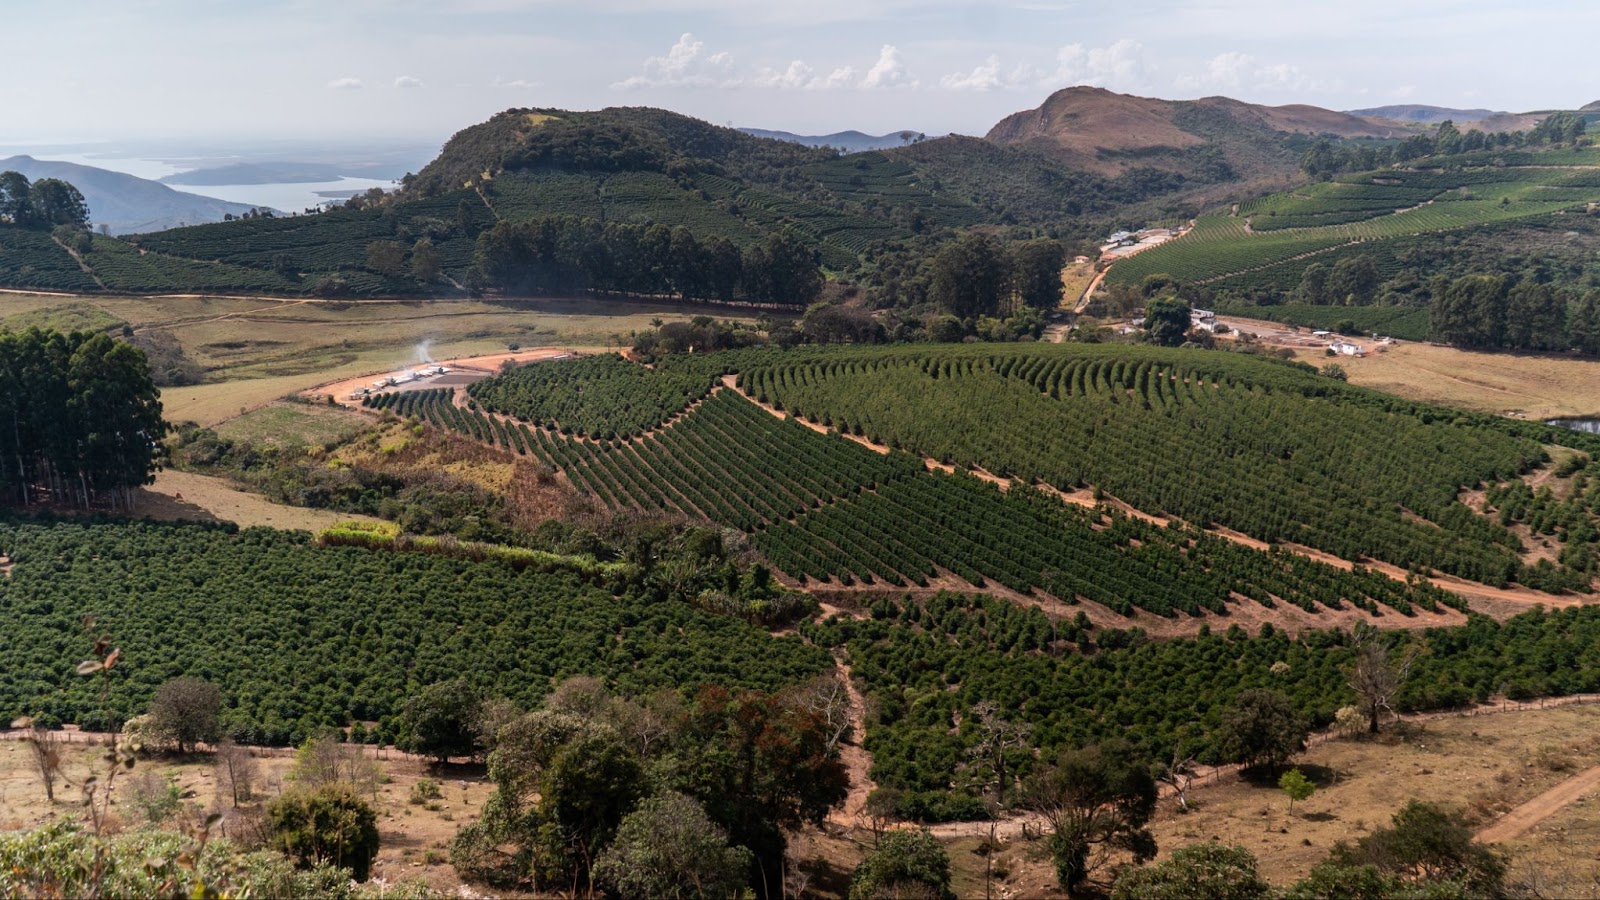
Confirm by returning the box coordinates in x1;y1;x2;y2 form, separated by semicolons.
1023;739;1158;896
398;678;483;764
593;792;752;900
0;171;34;225
1216;689;1307;772
1144;297;1192;347
410;237;440;284
1347;627;1419;734
1012;239;1068;310
27;179;89;230
930;233;1010;319
147;677;222;754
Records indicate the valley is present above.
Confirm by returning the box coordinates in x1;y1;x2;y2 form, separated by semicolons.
6;57;1600;898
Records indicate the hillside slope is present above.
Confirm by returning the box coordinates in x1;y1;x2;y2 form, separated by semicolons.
0;155;264;234
739;128;928;153
986;86;1409;178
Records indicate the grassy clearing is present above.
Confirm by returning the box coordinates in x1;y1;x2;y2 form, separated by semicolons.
1286;340;1600;420
1146;703;1600;886
0;301;125;334
0;738;484;895
136;469;385;532
213;401;374;449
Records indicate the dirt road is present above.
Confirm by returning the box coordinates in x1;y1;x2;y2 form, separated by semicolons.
1476;762;1600;844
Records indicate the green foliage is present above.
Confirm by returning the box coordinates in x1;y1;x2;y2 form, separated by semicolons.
470;216;821;306
806;600;1600;816
409;778;442;805
0;328;165;508
457;684;845;894
147;677;223;753
1280;767;1315;810
1110;842;1272;900
0;517;830;743
1024;739;1158;893
397;679;483;764
124;771;183;825
267;782;381;881
1143;296;1191;346
1314;801;1507;898
740;343;1593;589
0;819;373;899
466;353;716;438
1216;303;1431;341
593;792;752;900
930;232;1011;319
848;828;953;900
1217;689;1308;772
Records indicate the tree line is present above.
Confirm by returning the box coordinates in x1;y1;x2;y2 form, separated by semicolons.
0;172;91;232
1429;272;1600;353
0;329;165;510
469;215;825;306
1302;113;1589;179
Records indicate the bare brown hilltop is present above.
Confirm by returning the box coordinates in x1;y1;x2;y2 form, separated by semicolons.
985;86;1411;177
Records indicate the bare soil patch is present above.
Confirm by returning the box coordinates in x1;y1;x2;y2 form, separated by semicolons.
137;469;384;532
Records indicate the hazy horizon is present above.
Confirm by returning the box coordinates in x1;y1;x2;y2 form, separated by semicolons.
4;0;1597;148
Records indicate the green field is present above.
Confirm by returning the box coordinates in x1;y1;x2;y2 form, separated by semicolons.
1109;158;1600;290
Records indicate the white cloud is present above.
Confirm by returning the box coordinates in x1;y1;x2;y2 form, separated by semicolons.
752;60;862;90
326;77;364;90
1043;39;1148;90
491;75;539;89
1176;51;1338;96
615;35;911;92
940;55;1044;92
393;75;424;89
612;32;735;90
862;44;915;89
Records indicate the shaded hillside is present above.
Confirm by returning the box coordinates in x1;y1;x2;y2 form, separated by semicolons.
1349;104;1502;124
739;128;929;153
405;107;833;200
986;86;1409;179
0;155;263;234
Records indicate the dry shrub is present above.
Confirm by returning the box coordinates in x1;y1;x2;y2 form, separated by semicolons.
1535;744;1576;773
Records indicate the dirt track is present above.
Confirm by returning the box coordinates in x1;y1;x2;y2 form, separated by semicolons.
1476;762;1600;844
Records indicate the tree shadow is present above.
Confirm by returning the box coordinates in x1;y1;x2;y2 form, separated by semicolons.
1302;810;1339;822
1240;762;1343;788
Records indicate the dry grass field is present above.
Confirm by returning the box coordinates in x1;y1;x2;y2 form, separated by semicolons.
0;737;485;895
1310;341;1600;420
136;469;384;532
212;401;373;449
4;291;763;427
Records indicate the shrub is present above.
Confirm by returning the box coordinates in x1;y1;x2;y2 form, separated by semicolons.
267;782;381;881
409;779;443;805
849;828;953;900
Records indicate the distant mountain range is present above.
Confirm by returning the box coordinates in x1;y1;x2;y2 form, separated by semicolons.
738;129;932;153
161;161;398;186
1347;104;1504;124
0;155;265;234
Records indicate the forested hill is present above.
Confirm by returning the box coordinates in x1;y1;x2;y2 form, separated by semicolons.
0;93;1500;298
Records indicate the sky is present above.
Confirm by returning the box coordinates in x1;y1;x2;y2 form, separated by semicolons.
4;0;1597;149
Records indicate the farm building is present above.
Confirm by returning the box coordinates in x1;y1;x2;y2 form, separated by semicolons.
1329;339;1366;357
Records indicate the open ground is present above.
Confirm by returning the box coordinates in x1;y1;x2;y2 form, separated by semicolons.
9;701;1600;898
1219;313;1600;420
